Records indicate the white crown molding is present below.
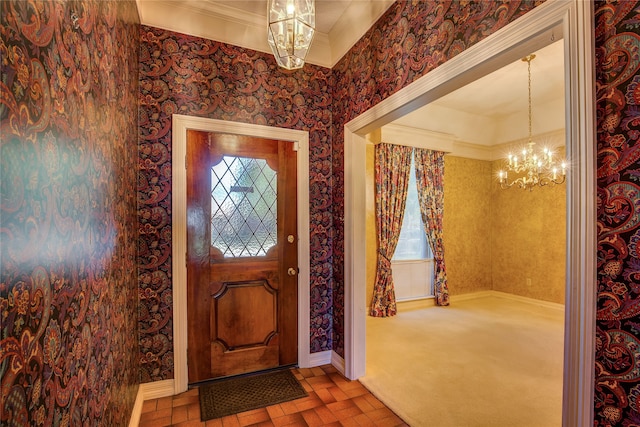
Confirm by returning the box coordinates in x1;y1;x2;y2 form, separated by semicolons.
380;124;456;152
135;0;143;23
452;141;496;161
328;0;395;65
489;128;566;162
138;0;332;67
380;123;494;162
380;124;564;161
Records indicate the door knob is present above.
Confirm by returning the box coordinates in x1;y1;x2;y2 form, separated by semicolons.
287;268;297;276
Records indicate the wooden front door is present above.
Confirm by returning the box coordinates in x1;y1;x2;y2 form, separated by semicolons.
186;130;298;383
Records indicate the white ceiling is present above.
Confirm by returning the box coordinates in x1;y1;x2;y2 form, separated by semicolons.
136;0;566;151
209;1;362;33
136;0;396;68
394;39;566;148
433;42;563;119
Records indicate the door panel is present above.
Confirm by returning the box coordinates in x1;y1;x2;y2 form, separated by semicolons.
210;279;278;377
186;130;298;383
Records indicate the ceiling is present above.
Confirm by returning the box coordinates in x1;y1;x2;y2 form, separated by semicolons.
207;1;370;33
393;39;565;149
136;0;396;68
136;0;566;151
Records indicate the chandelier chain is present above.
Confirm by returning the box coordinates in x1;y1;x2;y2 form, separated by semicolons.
527;55;533;141
498;53;567;191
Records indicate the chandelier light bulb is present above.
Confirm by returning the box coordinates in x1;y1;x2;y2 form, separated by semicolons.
499;53;567;191
267;0;316;70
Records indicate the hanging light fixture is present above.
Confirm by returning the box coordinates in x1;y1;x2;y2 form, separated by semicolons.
498;54;566;191
267;0;316;70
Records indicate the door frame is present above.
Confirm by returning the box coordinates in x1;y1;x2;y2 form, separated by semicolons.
172;115;310;394
343;1;595;426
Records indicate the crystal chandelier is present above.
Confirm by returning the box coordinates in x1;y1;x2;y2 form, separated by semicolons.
267;0;315;70
498;54;566;191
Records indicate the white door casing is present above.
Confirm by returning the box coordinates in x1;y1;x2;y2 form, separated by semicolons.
343;1;595;426
172;115;311;393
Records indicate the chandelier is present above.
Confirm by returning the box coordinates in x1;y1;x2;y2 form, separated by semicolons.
498;54;566;191
267;0;316;70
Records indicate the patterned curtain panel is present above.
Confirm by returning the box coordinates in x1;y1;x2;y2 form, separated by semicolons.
370;143;413;317
414;149;450;306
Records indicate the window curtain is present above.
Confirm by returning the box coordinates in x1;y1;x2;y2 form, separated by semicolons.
414;148;450;306
370;143;413;317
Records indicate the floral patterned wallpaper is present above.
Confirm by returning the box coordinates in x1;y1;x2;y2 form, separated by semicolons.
594;1;640;424
1;0;140;425
137;27;334;382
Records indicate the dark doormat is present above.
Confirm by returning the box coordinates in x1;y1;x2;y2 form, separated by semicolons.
199;369;308;421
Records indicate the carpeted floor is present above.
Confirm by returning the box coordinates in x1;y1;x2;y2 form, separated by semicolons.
360;292;564;427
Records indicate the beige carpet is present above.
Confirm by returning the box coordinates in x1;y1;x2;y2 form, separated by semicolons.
360;293;564;427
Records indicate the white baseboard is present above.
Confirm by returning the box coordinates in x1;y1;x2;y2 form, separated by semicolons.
307;350;332;367
306;350;346;376
128;379;175;427
140;379;175;399
397;297;435;311
449;290;495;303
488;290;564;311
451;290;564;311
128;385;144;427
331;351;345;375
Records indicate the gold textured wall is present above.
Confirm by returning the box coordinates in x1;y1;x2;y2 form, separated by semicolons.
490;156;566;304
365;145;566;307
366;152;495;303
443;156;494;295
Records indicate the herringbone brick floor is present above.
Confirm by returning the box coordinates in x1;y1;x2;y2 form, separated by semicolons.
139;365;408;426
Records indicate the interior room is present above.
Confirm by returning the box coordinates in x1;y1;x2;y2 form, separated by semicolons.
5;0;638;425
360;40;567;426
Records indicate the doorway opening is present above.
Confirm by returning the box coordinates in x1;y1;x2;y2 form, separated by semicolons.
343;1;595;426
359;37;567;426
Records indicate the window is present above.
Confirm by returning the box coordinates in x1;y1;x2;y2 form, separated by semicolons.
393;154;432;261
391;153;434;300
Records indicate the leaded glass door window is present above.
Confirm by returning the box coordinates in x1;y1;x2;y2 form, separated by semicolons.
211;156;277;257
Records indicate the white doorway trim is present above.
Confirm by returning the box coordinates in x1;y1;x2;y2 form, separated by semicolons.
343;1;595;426
171;115;311;394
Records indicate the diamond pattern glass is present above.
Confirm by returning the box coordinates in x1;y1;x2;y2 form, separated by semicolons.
211;156;277;257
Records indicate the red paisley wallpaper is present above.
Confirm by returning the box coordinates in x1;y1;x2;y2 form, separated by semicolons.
1;0;140;425
594;1;640;425
137;27;334;381
4;0;640;424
